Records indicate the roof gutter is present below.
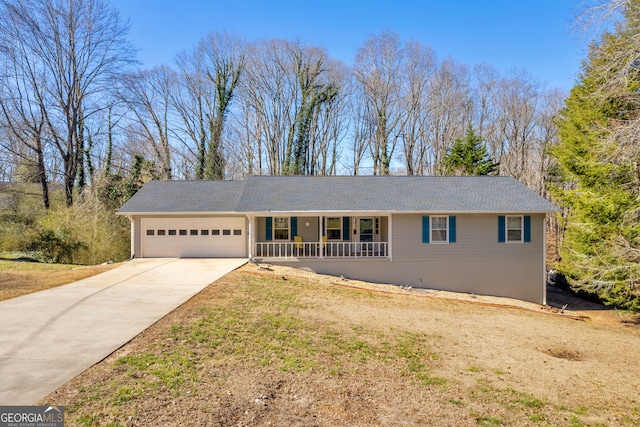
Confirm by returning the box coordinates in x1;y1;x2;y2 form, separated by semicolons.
117;209;558;216
115;211;245;216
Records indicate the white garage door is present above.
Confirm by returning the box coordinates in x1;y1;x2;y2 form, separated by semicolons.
141;217;246;258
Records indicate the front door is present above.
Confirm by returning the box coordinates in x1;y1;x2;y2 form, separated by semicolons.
358;218;373;242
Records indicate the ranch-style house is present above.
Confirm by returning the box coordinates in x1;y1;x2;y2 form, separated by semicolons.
117;176;558;304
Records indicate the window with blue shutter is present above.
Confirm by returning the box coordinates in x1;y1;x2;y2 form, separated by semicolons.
449;216;456;243
498;216;505;243
422;216;430;243
500;215;530;243
265;217;273;241
423;215;455;244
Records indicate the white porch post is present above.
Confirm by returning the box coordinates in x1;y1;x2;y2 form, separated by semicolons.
388;214;393;261
319;215;323;258
247;215;253;258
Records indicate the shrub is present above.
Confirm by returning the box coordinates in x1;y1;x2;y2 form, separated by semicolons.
1;184;130;264
27;226;86;264
34;196;130;264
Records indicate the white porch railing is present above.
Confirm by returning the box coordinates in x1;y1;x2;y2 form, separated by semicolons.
254;241;389;258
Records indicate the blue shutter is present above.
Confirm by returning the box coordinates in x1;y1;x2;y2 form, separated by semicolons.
265;217;272;241
422;216;430;243
342;216;350;241
291;217;297;240
449;216;456;243
524;215;531;243
498;216;505;243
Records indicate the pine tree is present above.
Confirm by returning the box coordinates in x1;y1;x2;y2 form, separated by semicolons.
443;126;498;176
550;1;640;310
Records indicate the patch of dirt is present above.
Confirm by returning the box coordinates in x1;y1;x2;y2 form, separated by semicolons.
542;347;585;362
38;263;640;426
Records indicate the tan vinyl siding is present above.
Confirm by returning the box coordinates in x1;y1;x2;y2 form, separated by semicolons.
256;216;319;242
296;216;319;242
257;217;267;241
267;213;546;304
392;214;542;261
379;216;388;242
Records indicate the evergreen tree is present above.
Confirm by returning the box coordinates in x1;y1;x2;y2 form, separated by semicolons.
443;126;498;176
550;1;640;310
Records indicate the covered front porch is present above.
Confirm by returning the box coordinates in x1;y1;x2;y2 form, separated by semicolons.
249;214;390;259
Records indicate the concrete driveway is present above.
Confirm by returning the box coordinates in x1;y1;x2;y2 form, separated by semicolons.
0;257;246;405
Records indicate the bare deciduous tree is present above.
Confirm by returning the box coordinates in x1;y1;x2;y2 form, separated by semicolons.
490;70;541;182
401;41;437;175
354;31;405;175
234;40;297;175
120;66;177;180
424;58;472;174
0;0;134;206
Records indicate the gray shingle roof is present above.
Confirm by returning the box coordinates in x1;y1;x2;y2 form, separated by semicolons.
117;180;245;213
117;176;558;214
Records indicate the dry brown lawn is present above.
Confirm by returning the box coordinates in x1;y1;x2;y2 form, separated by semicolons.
24;263;640;427
0;259;118;301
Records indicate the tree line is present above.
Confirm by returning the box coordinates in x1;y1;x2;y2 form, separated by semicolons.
550;0;640;309
3;0;638;309
0;0;564;212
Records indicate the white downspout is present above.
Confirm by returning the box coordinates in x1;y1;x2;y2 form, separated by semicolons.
128;215;135;258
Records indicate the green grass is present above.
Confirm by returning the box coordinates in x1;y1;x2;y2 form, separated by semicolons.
516;396;544;409
569;415;584;427
114;348;198;392
476;416;504;426
0;258;82;272
76;414;99;427
529;413;546;423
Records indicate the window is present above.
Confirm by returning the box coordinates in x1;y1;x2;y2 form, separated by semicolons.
168;230;177;236
223;229;231;236
190;230;198;236
212;229;220;236
179;229;187;236
201;229;209;236
233;229;242;236
326;217;341;240
506;216;523;242
146;229;155;236
274;217;289;240
422;215;456;244
157;230;166;236
431;216;448;243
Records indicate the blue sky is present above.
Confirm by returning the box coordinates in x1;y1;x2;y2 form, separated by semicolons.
110;0;587;90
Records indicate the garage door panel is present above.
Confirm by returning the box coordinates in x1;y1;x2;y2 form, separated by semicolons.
142;217;245;258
